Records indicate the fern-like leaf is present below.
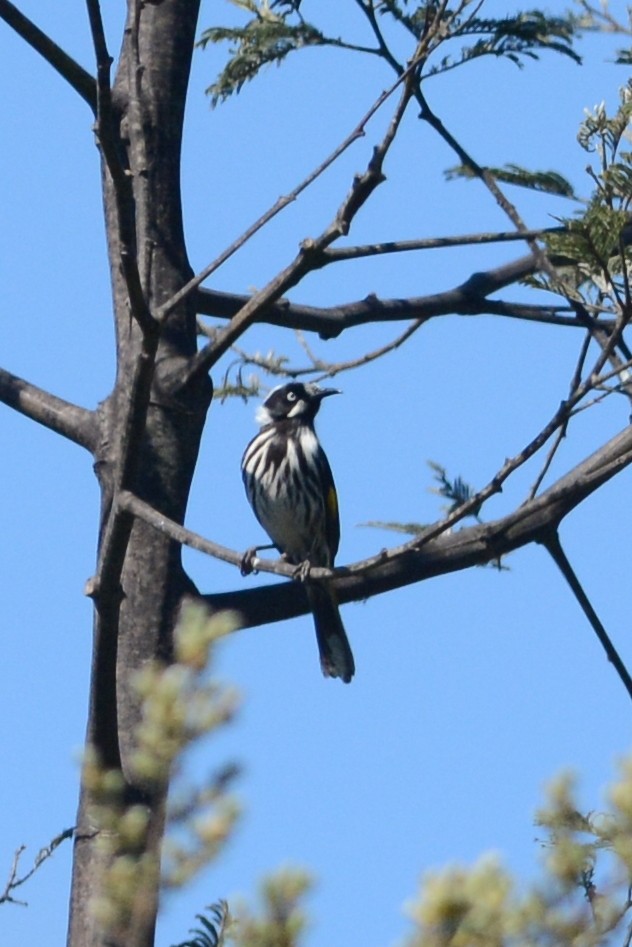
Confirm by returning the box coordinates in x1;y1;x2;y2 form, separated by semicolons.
199;14;329;106
172;900;229;947
446;162;576;198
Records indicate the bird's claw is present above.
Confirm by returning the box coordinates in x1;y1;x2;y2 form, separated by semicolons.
240;547;259;576
293;559;312;582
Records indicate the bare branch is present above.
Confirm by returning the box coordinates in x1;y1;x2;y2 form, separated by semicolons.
155;57;418;328
177;52;427;389
0;366;96;451
195;252;588;338
117;490;248;572
0;0;96;110
0;829;74;907
225;319;426;383
542;531;632;702
528;331;593;498
320;227;562;263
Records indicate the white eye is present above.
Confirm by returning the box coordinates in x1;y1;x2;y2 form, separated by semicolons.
286;391;297;402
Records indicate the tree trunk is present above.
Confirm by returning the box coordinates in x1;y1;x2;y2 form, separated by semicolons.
67;4;209;946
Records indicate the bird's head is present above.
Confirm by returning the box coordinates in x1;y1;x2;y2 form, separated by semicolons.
256;382;340;425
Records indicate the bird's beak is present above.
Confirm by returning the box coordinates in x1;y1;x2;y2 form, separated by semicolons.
314;387;341;400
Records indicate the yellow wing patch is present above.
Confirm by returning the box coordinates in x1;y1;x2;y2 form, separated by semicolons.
326;486;338;519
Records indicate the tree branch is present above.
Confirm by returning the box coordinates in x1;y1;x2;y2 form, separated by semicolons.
0;828;74;907
177;50;425;388
319;227;562;263
154;52;420;329
203;423;632;627
0;0;96;111
195;251;587;338
541;531;632;702
0;367;97;450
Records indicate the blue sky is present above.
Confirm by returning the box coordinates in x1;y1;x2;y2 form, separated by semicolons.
1;2;632;945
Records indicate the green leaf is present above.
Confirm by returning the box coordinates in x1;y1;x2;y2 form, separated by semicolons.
428;461;482;519
198;17;329;106
446;162;576;198
426;10;582;75
171;900;229;947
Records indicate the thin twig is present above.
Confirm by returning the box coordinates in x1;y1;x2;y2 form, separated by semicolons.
320;228;562;262
0;829;74;906
225;318;425;383
393;352;632;554
542;531;632;703
528;330;593;498
155;61;417;327
177;48;429;389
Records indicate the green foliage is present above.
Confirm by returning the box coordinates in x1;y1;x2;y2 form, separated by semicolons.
424;10;581;75
227;869;312;947
200;2;582;107
446;162;576;198
174;760;632;947
173;900;230;947
197;3;332;107
542;82;632;297
363;463;482;535
404;760;632;947
428;461;482;520
175;870;312;947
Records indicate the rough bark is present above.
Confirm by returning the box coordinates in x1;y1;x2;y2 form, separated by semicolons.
67;4;210;946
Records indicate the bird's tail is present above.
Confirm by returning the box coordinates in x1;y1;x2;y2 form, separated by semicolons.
306;581;355;683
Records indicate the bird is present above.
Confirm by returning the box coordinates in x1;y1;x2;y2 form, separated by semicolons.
241;381;355;683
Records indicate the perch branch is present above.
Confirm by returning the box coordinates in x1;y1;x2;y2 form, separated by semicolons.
203;422;632;626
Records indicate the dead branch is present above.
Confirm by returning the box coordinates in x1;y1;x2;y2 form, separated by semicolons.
0;828;74;907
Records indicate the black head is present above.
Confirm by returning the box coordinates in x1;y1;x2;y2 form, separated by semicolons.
256;382;340;425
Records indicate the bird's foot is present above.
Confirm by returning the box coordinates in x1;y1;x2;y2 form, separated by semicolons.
292;559;312;583
240;547;259;576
